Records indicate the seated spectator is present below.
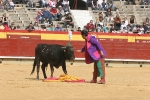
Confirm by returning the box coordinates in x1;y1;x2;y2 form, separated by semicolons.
96;24;102;32
144;0;150;4
143;22;149;33
41;25;47;31
138;25;144;35
87;0;92;7
63;13;74;28
16;25;21;30
0;17;3;23
41;7;52;24
27;0;36;8
102;25;108;33
19;0;26;4
76;27;81;32
105;8;113;23
128;29;133;34
25;23;35;31
127;24;132;33
91;0;98;10
9;0;14;10
107;0;114;11
140;0;146;5
123;17;129;26
33;22;40;30
3;0;10;11
95;17;103;32
101;0;108;11
3;22;9;30
47;24;54;31
109;24;115;33
36;10;43;23
57;5;65;21
145;17;150;28
9;22;16;30
44;19;51;27
128;15;136;30
113;14;121;31
0;21;4;30
86;20;95;32
0;0;4;9
120;21;127;31
63;4;70;15
56;0;63;8
48;0;57;8
113;10;120;18
50;5;58;21
132;25;138;33
40;0;48;7
122;27;127;33
98;12;104;22
126;0;136;5
1;13;8;26
54;24;62;31
62;0;69;10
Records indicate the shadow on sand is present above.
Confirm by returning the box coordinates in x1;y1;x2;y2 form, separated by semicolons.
25;78;44;81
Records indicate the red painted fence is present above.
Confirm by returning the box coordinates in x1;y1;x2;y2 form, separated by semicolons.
0;38;150;60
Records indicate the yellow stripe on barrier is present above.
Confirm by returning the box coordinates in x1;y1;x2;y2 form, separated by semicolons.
41;34;84;41
98;35;128;39
7;32;41;36
135;36;150;40
2;31;150;42
127;36;136;42
0;32;7;38
41;34;68;40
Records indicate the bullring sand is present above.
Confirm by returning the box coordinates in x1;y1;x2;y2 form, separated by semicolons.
0;64;150;100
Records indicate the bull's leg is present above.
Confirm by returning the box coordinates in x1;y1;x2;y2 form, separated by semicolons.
41;63;48;79
62;62;67;75
50;64;54;78
36;58;40;80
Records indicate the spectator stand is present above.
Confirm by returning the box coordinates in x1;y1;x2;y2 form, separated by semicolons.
0;0;149;33
88;0;150;33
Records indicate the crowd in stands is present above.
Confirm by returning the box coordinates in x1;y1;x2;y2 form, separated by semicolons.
0;0;75;31
84;0;150;34
0;0;150;34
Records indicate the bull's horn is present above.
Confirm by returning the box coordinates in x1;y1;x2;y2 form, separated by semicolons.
61;47;66;49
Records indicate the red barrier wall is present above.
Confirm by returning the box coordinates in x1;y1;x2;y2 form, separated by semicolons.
0;30;150;60
0;38;150;60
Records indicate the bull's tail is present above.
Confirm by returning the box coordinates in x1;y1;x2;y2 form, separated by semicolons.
30;59;36;75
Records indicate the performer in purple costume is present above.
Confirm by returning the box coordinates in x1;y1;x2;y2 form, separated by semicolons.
77;30;106;84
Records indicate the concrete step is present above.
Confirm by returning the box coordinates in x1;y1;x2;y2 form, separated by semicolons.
14;7;25;10
18;14;28;17
8;14;18;17
19;17;30;20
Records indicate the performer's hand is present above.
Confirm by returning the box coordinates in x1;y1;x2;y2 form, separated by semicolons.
76;50;81;52
100;51;104;57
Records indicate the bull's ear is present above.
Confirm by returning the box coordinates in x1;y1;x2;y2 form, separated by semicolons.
62;47;66;52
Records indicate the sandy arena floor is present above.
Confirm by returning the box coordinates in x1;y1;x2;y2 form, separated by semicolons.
0;63;150;100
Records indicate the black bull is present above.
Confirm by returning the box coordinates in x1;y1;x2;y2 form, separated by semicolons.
30;43;75;79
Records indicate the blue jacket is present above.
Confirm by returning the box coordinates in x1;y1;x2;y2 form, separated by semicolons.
42;11;52;20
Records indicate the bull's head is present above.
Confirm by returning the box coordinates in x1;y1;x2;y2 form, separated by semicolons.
62;42;75;65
